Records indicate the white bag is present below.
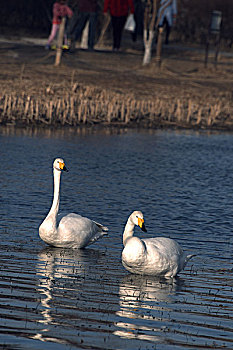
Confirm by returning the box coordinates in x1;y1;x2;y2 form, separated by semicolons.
124;14;136;32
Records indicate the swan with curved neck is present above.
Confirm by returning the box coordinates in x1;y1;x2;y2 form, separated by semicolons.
39;158;108;248
122;211;194;277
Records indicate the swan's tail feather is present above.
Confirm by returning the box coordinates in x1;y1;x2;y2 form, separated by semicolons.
83;221;109;247
187;254;196;260
86;231;108;246
94;221;109;233
185;254;196;264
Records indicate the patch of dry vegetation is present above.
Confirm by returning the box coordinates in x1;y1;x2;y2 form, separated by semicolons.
0;15;233;132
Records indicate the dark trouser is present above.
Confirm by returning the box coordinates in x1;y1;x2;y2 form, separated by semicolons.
161;17;171;44
67;11;97;49
132;0;144;42
111;16;127;49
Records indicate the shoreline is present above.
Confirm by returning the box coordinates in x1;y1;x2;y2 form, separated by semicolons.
1;83;232;131
0;39;233;131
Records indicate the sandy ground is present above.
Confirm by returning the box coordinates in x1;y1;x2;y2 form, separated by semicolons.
0;34;233;129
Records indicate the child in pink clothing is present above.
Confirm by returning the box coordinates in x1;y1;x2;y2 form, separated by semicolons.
46;0;73;49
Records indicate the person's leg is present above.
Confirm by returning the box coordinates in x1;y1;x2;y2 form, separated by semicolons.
63;19;69;46
88;12;97;50
115;16;127;50
63;33;68;47
47;24;59;46
66;7;80;51
164;18;171;44
132;2;144;42
111;16;118;50
67;7;79;41
132;14;137;42
74;12;89;41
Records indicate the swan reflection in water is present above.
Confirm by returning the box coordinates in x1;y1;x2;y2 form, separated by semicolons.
32;246;186;346
31;246;103;344
114;274;184;342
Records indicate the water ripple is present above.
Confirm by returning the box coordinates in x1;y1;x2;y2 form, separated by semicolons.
1;127;233;349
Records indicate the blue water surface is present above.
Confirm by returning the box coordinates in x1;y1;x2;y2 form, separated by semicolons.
0;126;233;350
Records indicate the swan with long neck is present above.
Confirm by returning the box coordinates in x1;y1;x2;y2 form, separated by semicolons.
122;211;194;277
39;158;108;248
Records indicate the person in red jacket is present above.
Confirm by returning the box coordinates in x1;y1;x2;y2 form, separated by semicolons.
46;0;73;50
104;0;134;51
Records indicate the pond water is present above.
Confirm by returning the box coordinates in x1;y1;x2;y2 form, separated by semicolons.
0;126;233;350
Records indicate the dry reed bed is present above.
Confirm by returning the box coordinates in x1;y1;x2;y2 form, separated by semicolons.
0;84;232;129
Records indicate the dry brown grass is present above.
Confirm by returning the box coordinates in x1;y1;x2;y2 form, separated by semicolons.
0;42;233;130
1;83;233;130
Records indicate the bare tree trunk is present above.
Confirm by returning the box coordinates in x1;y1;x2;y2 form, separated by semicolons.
55;17;66;66
155;26;163;66
143;29;155;65
142;0;157;65
97;14;111;47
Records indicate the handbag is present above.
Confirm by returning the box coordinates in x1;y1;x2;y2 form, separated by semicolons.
124;14;136;32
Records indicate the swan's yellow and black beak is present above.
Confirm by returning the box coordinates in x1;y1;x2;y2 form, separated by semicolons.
138;217;147;232
59;162;68;172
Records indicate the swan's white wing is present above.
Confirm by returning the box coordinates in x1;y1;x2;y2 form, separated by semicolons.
143;237;192;277
62;213;83;219
57;212;82;224
57;213;108;248
144;237;183;256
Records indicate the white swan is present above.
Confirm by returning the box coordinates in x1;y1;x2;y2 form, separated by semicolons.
39;158;108;248
122;211;194;278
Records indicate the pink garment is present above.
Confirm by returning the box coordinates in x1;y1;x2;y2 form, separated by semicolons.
47;23;68;46
47;1;73;46
52;2;73;24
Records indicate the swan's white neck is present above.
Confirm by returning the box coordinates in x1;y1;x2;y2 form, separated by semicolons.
47;168;61;219
39;168;62;244
123;217;135;246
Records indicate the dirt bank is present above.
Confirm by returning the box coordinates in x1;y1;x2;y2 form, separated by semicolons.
0;38;233;129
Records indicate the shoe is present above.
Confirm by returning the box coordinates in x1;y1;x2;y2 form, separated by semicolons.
45;44;50;50
69;40;76;53
62;45;69;50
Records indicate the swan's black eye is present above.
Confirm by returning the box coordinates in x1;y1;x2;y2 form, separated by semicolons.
136;215;138;218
